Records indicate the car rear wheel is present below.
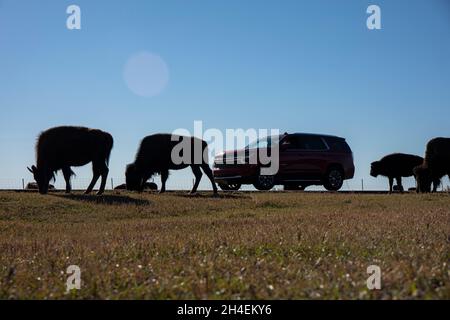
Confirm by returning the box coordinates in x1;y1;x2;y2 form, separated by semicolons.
253;175;275;191
323;167;344;191
218;183;242;191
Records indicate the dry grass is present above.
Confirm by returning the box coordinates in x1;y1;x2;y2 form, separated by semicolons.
0;191;448;299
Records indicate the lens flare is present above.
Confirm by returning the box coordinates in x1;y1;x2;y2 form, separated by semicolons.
124;52;169;97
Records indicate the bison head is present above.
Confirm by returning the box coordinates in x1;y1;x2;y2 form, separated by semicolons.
125;163;142;191
370;161;381;177
413;165;432;193
27;165;53;194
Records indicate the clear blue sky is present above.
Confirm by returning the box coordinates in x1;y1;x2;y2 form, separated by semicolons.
0;0;449;190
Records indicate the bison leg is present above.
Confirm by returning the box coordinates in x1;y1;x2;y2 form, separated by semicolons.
159;170;169;193
97;166;109;195
432;178;440;193
201;164;218;195
94;160;109;196
85;161;106;195
140;172;153;192
395;177;403;193
62;167;73;194
190;165;203;194
388;177;394;194
85;173;100;195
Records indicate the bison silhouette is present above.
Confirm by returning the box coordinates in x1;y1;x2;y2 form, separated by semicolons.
114;182;157;191
126;134;217;194
370;153;435;193
28;126;113;195
414;137;450;193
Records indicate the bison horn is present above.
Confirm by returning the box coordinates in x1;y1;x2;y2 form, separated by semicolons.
27;166;34;174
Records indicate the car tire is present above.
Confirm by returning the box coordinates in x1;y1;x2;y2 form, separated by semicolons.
253;175;275;191
218;183;242;191
323;167;344;191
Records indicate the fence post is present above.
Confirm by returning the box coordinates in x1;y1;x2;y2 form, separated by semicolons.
22;178;25;190
111;178;114;190
361;179;364;191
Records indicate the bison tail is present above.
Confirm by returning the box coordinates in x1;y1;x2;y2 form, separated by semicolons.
202;140;211;165
105;134;114;166
106;150;112;166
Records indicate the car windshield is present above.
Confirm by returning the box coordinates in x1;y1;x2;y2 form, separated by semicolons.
246;135;281;149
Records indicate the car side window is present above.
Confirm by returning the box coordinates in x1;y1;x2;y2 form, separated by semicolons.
281;136;302;150
296;136;327;150
281;135;328;150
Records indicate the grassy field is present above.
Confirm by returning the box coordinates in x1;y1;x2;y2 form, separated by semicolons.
0;191;448;299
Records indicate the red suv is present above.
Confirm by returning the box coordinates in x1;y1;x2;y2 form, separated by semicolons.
213;133;354;191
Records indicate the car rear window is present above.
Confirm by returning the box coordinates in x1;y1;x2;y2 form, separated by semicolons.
325;137;351;152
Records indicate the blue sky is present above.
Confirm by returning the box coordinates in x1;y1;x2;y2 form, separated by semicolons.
0;0;449;190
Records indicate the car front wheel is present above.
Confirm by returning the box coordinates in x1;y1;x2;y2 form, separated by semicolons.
253;175;275;191
323;167;344;191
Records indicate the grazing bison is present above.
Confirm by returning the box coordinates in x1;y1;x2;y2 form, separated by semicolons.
414;137;450;193
28;126;113;195
114;182;158;191
126;134;218;194
370;153;431;193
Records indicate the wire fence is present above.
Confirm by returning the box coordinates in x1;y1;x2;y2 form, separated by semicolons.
0;177;126;191
1;176;448;192
0;176;209;191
